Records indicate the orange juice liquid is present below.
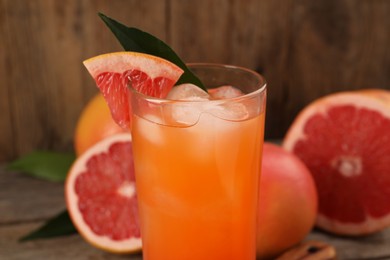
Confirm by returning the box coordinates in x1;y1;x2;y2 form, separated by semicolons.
132;111;265;260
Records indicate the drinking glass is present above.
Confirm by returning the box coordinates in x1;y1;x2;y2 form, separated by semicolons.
130;64;267;260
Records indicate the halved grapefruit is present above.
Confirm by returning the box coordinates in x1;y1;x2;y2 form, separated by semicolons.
83;52;184;129
65;133;141;253
283;89;390;236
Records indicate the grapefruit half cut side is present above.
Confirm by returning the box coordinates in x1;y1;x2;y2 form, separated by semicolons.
65;133;141;253
83;52;184;129
283;89;390;236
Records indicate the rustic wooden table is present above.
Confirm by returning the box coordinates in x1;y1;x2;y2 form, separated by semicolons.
1;166;389;260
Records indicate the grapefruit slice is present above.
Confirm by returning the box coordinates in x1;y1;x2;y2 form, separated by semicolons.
283;89;390;236
83;52;184;129
65;133;141;253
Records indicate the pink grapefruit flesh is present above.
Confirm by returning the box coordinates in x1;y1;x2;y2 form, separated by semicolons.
65;133;141;253
83;52;184;129
283;89;390;236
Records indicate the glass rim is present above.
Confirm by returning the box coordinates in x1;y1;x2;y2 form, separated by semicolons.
129;63;267;105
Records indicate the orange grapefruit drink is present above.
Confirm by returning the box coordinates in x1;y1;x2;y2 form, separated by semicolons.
130;64;267;260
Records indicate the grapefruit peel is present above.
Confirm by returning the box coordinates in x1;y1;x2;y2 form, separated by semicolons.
83;51;183;80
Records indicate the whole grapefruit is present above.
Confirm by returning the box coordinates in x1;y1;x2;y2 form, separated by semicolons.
74;93;126;156
257;142;318;259
283;89;390;236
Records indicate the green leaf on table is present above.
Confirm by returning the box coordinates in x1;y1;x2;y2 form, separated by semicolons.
20;210;76;241
98;12;206;90
7;151;75;182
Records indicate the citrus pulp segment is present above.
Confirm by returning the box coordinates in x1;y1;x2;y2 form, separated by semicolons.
83;52;184;129
65;133;141;253
283;89;390;236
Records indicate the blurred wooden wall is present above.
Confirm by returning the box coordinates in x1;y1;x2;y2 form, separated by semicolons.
1;0;390;162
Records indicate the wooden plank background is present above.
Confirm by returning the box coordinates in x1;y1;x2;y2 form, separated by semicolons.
1;0;390;162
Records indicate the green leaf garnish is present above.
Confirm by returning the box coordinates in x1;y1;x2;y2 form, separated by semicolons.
98;12;206;91
7;151;75;182
20;210;76;241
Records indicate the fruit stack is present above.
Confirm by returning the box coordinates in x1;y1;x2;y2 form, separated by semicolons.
68;48;390;258
65;14;390;260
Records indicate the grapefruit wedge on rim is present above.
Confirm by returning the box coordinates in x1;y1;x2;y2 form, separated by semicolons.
283;89;390;236
83;51;184;129
65;133;141;253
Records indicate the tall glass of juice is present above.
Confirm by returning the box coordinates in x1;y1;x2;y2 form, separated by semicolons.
130;64;267;260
